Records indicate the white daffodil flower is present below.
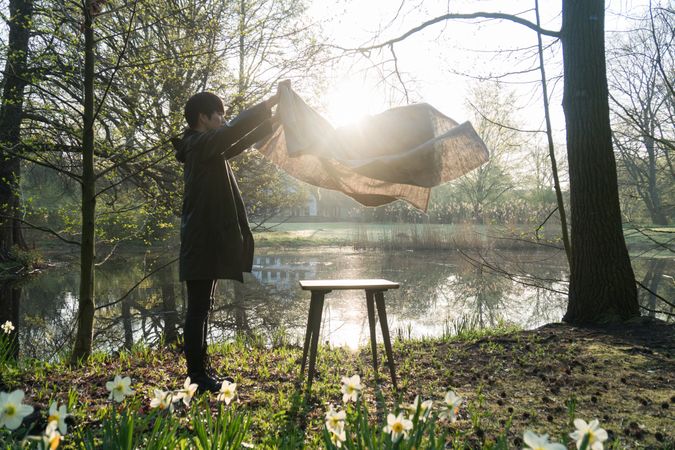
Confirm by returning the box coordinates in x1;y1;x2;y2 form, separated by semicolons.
340;374;363;403
1;321;14;334
105;375;134;402
438;390;462;422
569;419;608;450
217;380;237;405
176;377;198;407
403;395;433;421
36;421;63;450
149;389;175;412
325;404;346;434
383;412;413;443
523;430;566;450
0;389;34;430
47;402;70;435
329;426;347;448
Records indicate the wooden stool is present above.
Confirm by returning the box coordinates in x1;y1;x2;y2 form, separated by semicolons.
298;279;399;393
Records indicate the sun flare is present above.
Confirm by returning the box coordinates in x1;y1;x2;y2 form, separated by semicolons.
323;78;382;127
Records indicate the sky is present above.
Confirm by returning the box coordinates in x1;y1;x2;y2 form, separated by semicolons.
307;0;653;145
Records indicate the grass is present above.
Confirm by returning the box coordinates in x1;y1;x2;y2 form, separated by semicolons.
254;222;672;254
1;320;673;448
254;222;566;252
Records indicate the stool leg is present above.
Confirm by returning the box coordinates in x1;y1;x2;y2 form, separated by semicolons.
301;296;317;373
375;291;397;389
306;292;325;394
366;290;379;376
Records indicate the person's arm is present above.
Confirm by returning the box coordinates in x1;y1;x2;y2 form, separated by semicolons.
189;81;288;161
221;116;276;159
190;100;273;161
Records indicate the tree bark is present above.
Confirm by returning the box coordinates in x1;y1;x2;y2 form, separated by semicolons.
561;0;639;323
71;0;97;363
0;0;33;260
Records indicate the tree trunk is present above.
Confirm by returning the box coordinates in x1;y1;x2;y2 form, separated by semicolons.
160;266;178;345
71;0;97;363
121;298;134;350
535;0;571;266
0;0;33;261
0;281;21;362
644;134;668;225
561;0;639;323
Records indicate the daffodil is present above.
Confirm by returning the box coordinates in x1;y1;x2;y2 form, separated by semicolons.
329;426;346;448
105;375;134;402
176;377;198;407
341;374;362;403
438;390;462;422
217;380;237;405
42;421;62;450
403;395;433;421
325;404;346;434
47;402;70;435
569;419;608;450
523;430;566;450
383;412;413;442
1;321;14;334
149;389;175;412
0;390;34;430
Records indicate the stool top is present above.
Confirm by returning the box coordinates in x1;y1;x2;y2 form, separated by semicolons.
299;279;399;290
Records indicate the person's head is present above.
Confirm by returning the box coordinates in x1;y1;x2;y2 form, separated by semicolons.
184;92;225;130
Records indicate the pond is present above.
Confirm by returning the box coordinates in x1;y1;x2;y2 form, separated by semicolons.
0;247;671;360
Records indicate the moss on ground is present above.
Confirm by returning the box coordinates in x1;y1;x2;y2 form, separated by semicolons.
3;320;673;448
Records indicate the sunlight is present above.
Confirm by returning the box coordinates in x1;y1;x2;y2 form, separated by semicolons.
323;78;381;127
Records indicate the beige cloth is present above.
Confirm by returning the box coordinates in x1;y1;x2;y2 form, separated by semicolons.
256;86;489;211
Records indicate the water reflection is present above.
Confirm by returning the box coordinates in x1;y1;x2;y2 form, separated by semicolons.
2;249;672;360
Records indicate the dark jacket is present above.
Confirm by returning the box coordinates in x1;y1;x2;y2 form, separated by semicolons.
172;102;273;282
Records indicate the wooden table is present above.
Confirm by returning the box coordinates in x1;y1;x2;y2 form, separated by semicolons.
298;279;400;393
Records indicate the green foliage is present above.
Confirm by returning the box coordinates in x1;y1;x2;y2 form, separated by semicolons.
0;330;15;367
320;398;450;449
191;402;250;449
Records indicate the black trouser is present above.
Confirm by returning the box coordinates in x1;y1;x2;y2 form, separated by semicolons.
184;279;217;377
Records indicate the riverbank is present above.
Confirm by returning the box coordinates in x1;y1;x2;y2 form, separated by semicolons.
1;320;673;448
254;223;672;254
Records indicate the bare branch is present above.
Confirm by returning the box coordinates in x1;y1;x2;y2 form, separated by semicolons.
347;11;559;53
466;99;544;134
389;44;410;103
93;0;139;123
94;241;120;267
95;257;179;310
0;214;80;245
636;279;675;309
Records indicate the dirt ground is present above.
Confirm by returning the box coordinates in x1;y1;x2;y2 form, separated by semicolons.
389;318;674;448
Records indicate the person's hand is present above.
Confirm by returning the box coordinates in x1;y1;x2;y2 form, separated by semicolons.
265;80;290;109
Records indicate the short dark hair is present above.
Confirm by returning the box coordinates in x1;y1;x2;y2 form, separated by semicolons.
184;92;224;128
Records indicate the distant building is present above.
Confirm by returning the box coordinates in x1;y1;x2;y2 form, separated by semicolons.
284;188;363;221
251;255;319;287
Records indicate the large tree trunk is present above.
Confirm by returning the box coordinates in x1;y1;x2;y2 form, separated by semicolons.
0;0;33;261
71;0;97;363
561;0;639;323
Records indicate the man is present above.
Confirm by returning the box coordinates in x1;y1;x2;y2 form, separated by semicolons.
171;84;284;392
